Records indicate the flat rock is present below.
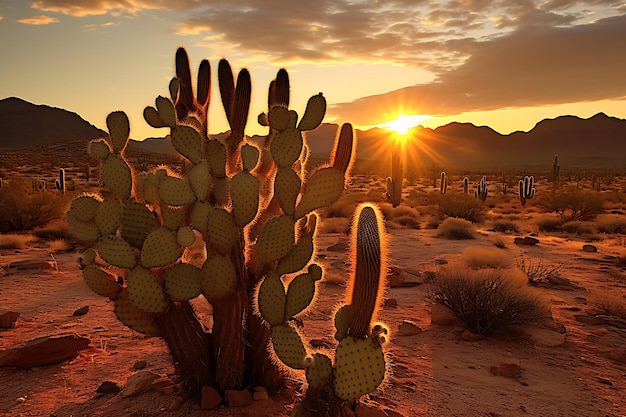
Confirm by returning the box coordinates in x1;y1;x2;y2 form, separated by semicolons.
524;327;566;347
514;236;539;246
430;304;459;326
201;385;222;410
497;363;521;378
461;330;482;342
9;259;57;270
96;381;121;394
224;389;253;407
388;266;424;288
575;314;606;326
582;244;598;252
121;370;159;398
151;376;175;393
0;334;90;368
72;306;89;316
398;320;423;336
546;274;571;286
252;386;269;401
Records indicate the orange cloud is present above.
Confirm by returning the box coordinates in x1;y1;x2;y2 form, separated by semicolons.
17;15;59;25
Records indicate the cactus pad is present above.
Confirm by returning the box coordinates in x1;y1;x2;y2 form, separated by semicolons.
212;177;230;206
333;337;386;401
200;254;237;299
164;263;202;302
207;208;238;254
176;226;196;247
89;139;111;159
294;167;344;219
114;290;160;336
159;176;196;206
207;140;227;178
256;215;295;266
171;125;203;164
270;324;307;370
230;172;260;227
143;106;168;128
83;265;122;299
121;201;159;248
274;168;301;216
127;266;169;313
268;106;290;131
69;195;101;222
305;353;333;390
284;265;321;319
188;160;211;202
141;227;181;268
190;201;210;233
257;272;286;326
240;143;260;171
270;127;303;167
68;213;101;242
79;248;97;266
334;304;351;341
95;198;122;235
155;96;177;128
102;154;133;200
161;206;186;231
97;235;137;269
106;111;130;153
297;93;326;131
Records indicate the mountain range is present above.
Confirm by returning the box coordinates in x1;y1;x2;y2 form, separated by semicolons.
1;97;625;171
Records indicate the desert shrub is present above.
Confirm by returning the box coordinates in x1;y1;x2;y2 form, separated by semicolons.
436;217;475;240
535;216;564;232
32;219;72;241
596;214;626;234
318;217;351;234
0;234;33;249
0;178;69;232
433;193;485;223
380;204;421;229
539;188;604;221
492;221;519;233
559;221;596;235
389;215;421;229
593;293;626;319
493;237;507;248
461;246;512;269
430;267;547;335
516;254;564;285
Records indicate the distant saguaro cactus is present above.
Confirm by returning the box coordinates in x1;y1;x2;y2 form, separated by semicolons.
519;175;535;206
440;171;448;194
66;47;389;413
385;141;403;207
462;176;469;195
551;155;560;189
474;175;488;201
55;168;66;194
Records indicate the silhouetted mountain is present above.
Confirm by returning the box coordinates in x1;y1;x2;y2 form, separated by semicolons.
0;97;107;149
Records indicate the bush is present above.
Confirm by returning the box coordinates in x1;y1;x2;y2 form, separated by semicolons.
430;267;547;335
492;221;519;233
516;254;564;285
433;193;485;223
535;216;564;232
0;234;33;249
539;188;604;221
436;217;475;240
461;246;512;269
559;221;596;235
596;214;626;234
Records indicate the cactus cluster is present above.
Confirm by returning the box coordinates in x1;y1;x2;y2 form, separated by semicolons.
67;47;388;411
474;175;488;201
519;175;535;206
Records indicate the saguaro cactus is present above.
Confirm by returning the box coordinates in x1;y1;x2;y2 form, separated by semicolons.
551;155;560;189
55;168;65;194
474;175;488;201
440;171;448;194
519;175;535;206
462;176;469;195
67;48;369;403
385;141;403;207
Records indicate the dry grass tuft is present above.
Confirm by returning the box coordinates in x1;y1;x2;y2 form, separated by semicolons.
592;292;626;320
436;217;475;240
461;246;512;269
0;234;34;249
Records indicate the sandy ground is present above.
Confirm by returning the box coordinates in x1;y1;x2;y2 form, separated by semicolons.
1;226;626;417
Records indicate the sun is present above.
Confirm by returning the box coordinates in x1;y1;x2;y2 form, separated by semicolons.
379;114;430;135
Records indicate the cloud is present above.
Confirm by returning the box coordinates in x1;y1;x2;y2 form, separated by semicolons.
83;21;120;31
30;0;199;17
17;14;59;25
329;14;626;126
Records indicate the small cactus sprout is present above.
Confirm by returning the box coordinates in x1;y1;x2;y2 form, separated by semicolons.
385;141;403;207
55;168;66;194
519;175;535;206
440;171;448;194
474;175;488;202
463;176;469;195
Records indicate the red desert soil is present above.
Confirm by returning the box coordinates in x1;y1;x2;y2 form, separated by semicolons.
1;229;625;417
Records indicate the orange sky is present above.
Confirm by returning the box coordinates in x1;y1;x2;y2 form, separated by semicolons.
1;1;625;140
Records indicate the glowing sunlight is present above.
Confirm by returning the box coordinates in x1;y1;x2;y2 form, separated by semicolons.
380;114;431;135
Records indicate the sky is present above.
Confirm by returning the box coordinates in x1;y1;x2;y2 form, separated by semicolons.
1;0;625;141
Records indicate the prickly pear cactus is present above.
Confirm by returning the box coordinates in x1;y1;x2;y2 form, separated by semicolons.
67;47;375;401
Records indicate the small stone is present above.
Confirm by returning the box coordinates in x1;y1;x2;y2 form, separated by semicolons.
201;386;222;410
151;376;175;393
15;397;26;403
133;360;147;370
498;363;521;378
546;274;571;286
96;381;121;394
430;304;458;326
168;396;184;411
252;386;269;401
597;377;613;386
461;330;482;342
0;311;20;329
121;370;159;398
398;320;422;336
434;257;448;265
73;306;89;316
582;244;598;252
224;389;253;407
514;236;539;246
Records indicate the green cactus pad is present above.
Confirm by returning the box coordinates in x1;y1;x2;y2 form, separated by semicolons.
200;254;237;299
114;289;160;336
69;195;101;222
297;93;326;131
171;125;203;164
207;208;238;254
230;172;260;227
294;167;345;219
141;227;181;268
305;353;333;390
190;201;210;233
89;139;111;159
334;304;351;341
277;230;314;275
256;215;295;266
212;177;230;206
240;143;260;172
257;272;286;326
95;198;122;235
83;265;122;299
188;160;211;202
127;266;169;313
143;106;168;128
156;96;177;128
270;127;303;168
121;201;159;248
67;213;101;242
284;265;320;319
142;172;162;204
79;248;97;266
97;235;137;269
268;106;290;131
102;154;133;200
161;206;185;231
207;140;227;178
158;176;196;206
333;337;386;401
270;324;307;370
176;226;196;247
164;263;202;302
106;111;130;153
274;167;301;216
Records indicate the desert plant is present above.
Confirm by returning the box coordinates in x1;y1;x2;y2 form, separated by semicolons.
440;171;447;194
434;193;485;223
385;141;403;207
462;176;469;195
66;47;389;413
430;267;547;335
461;246;512;269
55;168;66;194
596;214;626;234
539;187;604;221
474;175;488;202
436;217;475;239
516;254;564;285
551;155;560;189
519;175;535;206
492;221;519;233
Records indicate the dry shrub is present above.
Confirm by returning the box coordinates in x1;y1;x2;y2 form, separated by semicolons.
430;267;547;335
436;217;475;240
516;254;564;286
433;193;485;223
389;215;421;229
32;219;71;241
461;246;512;269
47;239;71;253
492;221;519;233
596;214;626;234
593;293;626;319
535;216;564;232
493;237;507;248
539;188;604;221
0;234;34;249
318;217;351;234
559;221;597;235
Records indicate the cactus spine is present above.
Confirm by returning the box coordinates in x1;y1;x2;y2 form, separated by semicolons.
385;141;403;207
474;175;488;201
519;175;535;206
440;171;448;194
55;168;66;194
68;47;366;404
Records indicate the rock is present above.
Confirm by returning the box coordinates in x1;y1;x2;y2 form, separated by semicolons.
430;304;458;326
0;334;90;368
388;266;424;288
524;327;566;347
0;311;20;329
514;236;539;246
384;298;398;308
96;381;121;394
607;349;626;364
201;386;222;410
15;397;26;403
546;274;571;286
151;376;175;393
398;320;422;336
597;377;613;386
327;242;349;252
434;257;448;265
168;396;184;411
461;330;482;342
575;315;606;326
133;360;147;370
121;370;159;398
253;386;269;401
582;244;598;252
72;306;89;316
498;363;521;378
224;389;253;407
